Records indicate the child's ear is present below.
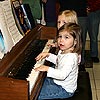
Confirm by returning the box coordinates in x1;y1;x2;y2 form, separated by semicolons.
74;39;77;46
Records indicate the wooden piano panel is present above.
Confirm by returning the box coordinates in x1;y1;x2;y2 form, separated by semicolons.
40;26;57;39
0;76;29;100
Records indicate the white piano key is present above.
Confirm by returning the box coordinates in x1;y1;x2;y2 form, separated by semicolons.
27;70;39;94
26;39;53;94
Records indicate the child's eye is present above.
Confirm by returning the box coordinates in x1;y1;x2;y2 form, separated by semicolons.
64;21;66;24
65;36;69;39
58;21;60;24
58;35;62;38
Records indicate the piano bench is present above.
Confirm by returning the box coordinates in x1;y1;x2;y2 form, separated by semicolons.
52;71;92;100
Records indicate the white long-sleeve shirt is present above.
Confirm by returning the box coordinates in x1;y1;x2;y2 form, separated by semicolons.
46;50;79;93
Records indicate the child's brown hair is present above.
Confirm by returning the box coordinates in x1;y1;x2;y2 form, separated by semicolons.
58;23;82;54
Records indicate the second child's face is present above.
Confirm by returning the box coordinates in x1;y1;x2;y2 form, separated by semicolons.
57;31;75;53
57;15;67;29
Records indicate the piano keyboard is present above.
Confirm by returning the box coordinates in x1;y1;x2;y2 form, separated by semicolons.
26;39;53;94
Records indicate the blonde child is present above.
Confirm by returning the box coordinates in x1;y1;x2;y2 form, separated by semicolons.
57;10;78;29
35;23;82;99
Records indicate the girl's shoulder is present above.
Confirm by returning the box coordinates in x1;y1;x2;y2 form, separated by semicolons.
58;50;78;57
65;53;78;59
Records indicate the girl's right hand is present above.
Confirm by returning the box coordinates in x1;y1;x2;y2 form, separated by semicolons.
35;52;50;61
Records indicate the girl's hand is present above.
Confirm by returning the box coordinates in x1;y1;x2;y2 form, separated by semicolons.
35;52;50;61
42;0;47;3
34;65;49;72
19;0;22;4
87;7;90;13
47;43;56;47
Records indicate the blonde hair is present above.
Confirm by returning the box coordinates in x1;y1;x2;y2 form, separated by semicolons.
59;10;78;24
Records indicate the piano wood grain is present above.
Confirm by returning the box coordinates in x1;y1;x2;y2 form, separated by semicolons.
0;76;29;100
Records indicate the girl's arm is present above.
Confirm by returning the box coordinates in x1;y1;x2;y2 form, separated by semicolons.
47;54;78;80
34;53;57;72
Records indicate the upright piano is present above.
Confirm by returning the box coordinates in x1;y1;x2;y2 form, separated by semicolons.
0;0;57;99
0;25;57;100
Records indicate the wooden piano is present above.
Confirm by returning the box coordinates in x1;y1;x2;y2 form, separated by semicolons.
0;25;57;100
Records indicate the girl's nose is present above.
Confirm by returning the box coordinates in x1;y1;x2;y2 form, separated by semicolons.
59;37;64;42
58;22;63;29
60;22;63;28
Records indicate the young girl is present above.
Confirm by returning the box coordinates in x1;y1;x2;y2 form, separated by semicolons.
34;23;82;99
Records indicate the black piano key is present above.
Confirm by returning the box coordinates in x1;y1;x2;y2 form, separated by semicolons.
14;39;48;80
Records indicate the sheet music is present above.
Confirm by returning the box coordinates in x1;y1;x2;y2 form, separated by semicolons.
0;5;14;53
0;0;23;56
0;0;23;44
0;51;4;59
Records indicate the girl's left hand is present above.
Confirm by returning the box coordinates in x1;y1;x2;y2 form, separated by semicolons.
34;65;49;72
35;52;50;61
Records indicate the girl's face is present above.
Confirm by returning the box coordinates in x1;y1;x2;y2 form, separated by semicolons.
57;15;67;29
57;31;75;53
